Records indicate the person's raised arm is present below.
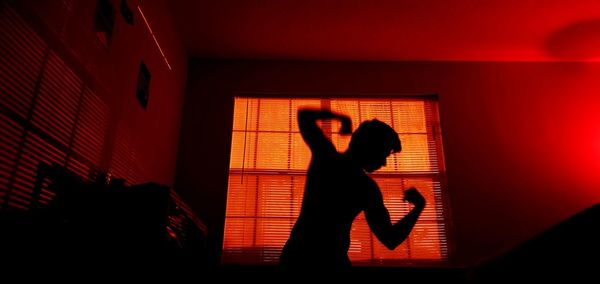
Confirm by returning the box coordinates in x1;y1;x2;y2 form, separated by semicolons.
298;108;352;156
364;186;426;250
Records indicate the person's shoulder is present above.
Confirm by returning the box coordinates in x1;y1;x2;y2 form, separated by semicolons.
364;176;378;189
359;176;382;203
354;171;377;189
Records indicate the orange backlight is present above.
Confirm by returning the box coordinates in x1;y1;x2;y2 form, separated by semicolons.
223;97;448;265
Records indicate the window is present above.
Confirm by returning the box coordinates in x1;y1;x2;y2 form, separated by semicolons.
223;97;449;265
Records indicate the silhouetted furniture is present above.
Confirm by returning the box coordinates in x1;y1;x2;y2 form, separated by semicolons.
473;203;599;282
0;163;207;270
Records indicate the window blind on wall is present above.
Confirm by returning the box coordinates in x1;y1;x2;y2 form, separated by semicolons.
223;97;449;266
0;3;109;210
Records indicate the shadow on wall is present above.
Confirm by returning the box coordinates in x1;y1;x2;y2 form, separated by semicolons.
546;19;600;60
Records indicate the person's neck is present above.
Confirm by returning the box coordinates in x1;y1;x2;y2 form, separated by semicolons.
343;150;365;172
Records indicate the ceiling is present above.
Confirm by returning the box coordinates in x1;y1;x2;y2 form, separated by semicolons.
170;0;600;62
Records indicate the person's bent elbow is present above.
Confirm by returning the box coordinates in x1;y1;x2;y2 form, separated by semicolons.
381;238;404;250
377;232;407;250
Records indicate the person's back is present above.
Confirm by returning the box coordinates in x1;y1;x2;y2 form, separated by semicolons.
280;149;370;269
280;109;426;272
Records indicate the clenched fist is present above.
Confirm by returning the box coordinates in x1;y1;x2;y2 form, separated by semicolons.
403;187;426;208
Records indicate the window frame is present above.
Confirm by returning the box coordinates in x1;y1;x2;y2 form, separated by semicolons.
222;93;453;267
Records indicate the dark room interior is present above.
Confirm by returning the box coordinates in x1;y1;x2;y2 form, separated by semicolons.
1;0;599;280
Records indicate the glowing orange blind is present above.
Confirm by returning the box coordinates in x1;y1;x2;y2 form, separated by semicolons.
223;97;449;265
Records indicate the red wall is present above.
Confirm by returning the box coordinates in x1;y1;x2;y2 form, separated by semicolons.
175;60;600;266
13;0;188;186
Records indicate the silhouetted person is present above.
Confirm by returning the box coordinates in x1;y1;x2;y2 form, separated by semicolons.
279;109;426;272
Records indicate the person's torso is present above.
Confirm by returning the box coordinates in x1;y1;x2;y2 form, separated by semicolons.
289;152;371;254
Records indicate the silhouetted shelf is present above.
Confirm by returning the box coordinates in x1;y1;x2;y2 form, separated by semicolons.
0;163;207;269
473;203;600;283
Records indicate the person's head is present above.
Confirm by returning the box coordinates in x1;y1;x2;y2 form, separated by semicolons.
347;119;401;173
